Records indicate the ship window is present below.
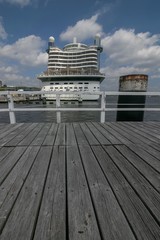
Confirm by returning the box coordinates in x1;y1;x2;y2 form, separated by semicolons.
84;82;89;84
55;83;59;84
60;87;63;89
69;82;73;84
78;82;83;84
50;83;54;85
94;87;96;89
55;87;58;89
64;87;68;89
50;87;53;89
74;87;77;89
64;82;68;84
84;87;88;89
70;87;73;89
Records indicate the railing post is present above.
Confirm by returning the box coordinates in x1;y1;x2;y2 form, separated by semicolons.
7;92;16;124
100;92;106;123
56;94;61;123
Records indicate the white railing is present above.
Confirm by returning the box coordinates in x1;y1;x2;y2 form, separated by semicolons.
0;91;160;124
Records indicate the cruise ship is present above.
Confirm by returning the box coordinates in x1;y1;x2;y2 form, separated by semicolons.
37;34;105;101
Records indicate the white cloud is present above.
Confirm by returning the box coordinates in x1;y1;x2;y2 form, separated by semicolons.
0;35;47;86
60;16;160;90
0;0;32;7
0;64;41;86
0;17;7;40
0;35;48;66
102;29;160;67
101;29;160;90
101;66;149;79
60;14;103;42
1;11;160;90
100;65;150;91
0;65;18;74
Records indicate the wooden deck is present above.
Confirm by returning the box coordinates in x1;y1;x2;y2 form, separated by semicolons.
0;122;160;240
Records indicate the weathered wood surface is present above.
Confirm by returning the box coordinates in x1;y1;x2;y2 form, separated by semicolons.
0;122;160;240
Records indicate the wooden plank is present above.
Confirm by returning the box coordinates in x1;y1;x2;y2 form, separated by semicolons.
139;142;160;160
133;122;160;132
33;146;66;240
0;123;24;140
92;145;160;240
104;145;160;223
79;144;135;240
117;122;153;144
119;122;160;144
0;124;26;146
145;122;160;130
5;123;38;146
0;147;14;163
127;122;160;139
103;123;133;144
66;123;77;146
110;122;145;144
92;122;121;144
73;123;88;145
54;123;65;145
67;145;101;240
18;123;44;146
0;124;7;131
149;142;160;151
126;144;160;173
0;146;27;185
80;123;99;145
86;122;111;145
107;122;149;145
115;145;160;192
31;123;52;145
0;146;52;240
0;146;40;230
42;123;58;146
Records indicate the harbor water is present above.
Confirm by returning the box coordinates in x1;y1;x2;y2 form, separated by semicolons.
0;96;160;123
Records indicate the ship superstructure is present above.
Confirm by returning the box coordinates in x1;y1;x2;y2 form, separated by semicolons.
38;34;105;100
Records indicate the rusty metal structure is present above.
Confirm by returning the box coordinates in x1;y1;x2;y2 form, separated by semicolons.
119;74;148;92
117;74;148;121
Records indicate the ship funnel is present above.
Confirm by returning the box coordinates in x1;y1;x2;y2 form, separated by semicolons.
73;37;77;43
94;34;101;46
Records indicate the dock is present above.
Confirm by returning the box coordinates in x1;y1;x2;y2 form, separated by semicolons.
0;122;160;239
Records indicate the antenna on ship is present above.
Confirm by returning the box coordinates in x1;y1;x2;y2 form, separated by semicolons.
47;36;55;53
94;34;103;70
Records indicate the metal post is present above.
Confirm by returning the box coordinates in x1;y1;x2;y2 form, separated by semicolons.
100;92;106;123
56;94;61;123
7;93;16;124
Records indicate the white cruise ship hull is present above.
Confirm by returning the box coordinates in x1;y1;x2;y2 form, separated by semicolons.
41;81;102;101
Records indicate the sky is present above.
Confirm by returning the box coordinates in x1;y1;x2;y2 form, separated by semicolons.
0;0;160;90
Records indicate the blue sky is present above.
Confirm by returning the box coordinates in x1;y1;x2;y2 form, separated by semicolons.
0;0;160;90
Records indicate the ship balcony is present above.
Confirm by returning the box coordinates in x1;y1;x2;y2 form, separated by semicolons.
38;68;105;77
